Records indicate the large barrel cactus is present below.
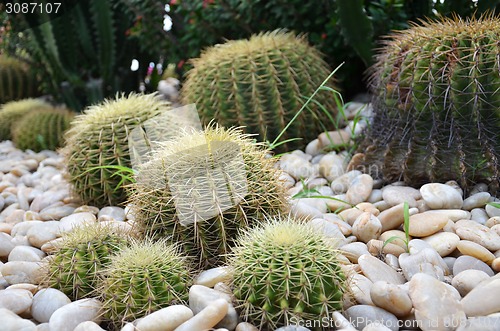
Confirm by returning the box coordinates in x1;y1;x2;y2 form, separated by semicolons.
128;125;289;267
0;98;53;141
0;55;38;104
356;15;500;194
181;30;338;152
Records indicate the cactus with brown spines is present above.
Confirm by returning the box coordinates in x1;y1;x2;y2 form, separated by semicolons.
181;30;338;152
355;15;500;194
128;125;289;267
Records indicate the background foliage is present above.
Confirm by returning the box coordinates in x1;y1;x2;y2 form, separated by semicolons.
2;0;500;108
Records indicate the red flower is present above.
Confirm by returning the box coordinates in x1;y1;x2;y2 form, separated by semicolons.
170;0;177;5
321;33;327;39
177;59;185;69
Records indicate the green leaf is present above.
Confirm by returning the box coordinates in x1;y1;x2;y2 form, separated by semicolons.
403;201;410;244
487;202;500;209
336;0;374;66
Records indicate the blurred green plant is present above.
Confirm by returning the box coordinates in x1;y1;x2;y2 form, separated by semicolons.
120;0;500;98
3;0;148;111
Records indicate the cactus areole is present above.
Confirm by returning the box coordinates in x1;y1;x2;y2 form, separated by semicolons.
357;15;500;194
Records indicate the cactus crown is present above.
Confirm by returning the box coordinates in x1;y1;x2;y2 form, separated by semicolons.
357;14;500;193
228;215;346;330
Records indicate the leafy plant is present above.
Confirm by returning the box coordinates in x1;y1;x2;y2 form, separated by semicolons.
5;0;147;110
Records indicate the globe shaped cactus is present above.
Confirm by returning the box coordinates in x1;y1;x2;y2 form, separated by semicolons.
181;30;338;152
355;15;500;194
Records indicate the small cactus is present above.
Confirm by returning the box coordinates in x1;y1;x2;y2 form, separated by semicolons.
98;238;192;328
0;98;52;141
227;215;346;330
62;92;172;207
43;222;134;300
356;15;500;194
0;55;38;104
181;30;338;152
12;107;75;152
128;125;289;267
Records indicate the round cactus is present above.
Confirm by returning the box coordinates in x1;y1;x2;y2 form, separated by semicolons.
43;222;134;300
356;15;500;194
181;30;338;152
128;125;289;267
62;92;172;207
0;55;38;104
98;238;192;328
0;98;53;141
12;107;75;152
227;215;346;330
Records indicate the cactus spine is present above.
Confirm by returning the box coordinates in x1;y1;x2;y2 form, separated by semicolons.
228;215;346;330
356;15;500;193
181;30;338;152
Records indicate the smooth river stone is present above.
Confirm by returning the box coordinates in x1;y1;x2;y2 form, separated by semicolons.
453;255;494;276
0;232;15;258
49;298;102;331
457;240;496;264
309;218;345;246
455;220;500;251
345;305;399;331
175;299;228;331
471;208;489;225
358;254;405;285
235;322;259;331
0;307;37;330
346;174;373;205
290;200;323;220
379;230;408;250
420;183;463;209
408;211;449;237
8;245;45;262
189;285;238;330
462;192;491;210
378;203;406;232
340;242;370;264
1;261;42;285
409;273;466;331
135;305;193;331
32;288;71;323
352;212;382;243
349;273;374;305
195;267;231;287
451;269;491;296
319;153;345;181
58;212;97;233
461;278;500;317
382;185;421;208
0;288;33;315
73;321;105;331
27;221;61;248
318;130;351;148
485;203;500;218
422;232;460;257
370;281;412;317
367;239;406;257
330;170;362;194
97;206;125;222
399;248;449;281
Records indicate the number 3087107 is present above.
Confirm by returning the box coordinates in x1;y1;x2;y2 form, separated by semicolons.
5;2;61;14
